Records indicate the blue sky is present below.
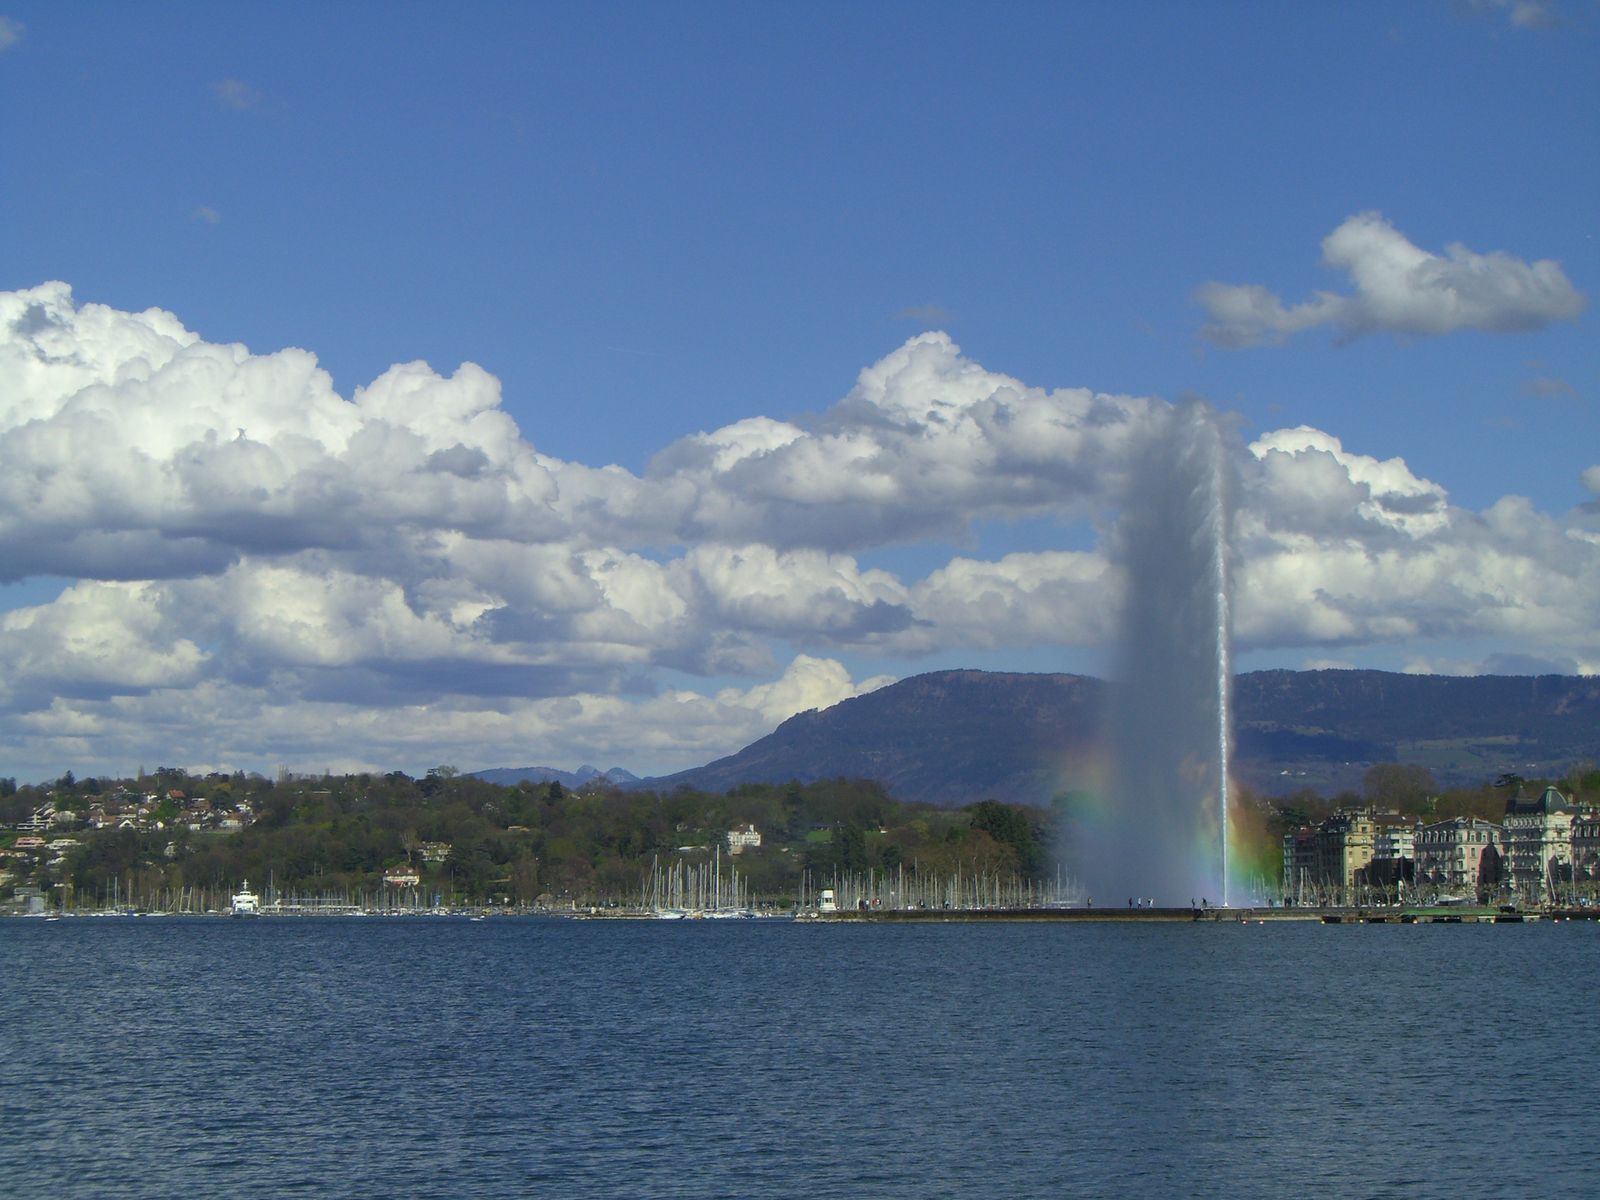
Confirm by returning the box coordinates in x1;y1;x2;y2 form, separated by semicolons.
1;2;1596;781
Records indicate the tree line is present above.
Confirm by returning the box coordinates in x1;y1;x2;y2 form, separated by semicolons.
1;769;1050;908
4;758;1593;909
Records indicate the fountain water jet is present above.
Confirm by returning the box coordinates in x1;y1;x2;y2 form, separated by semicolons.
1076;400;1234;907
1210;429;1232;907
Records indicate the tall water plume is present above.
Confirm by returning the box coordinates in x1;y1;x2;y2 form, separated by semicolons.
1078;400;1234;907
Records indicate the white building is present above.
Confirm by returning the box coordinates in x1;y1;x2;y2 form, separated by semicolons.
1414;817;1502;900
18;805;54;832
1372;823;1415;864
1502;787;1575;904
1571;810;1600;902
726;824;762;855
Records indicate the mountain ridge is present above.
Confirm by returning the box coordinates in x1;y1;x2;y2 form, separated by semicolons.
469;764;640;789
639;668;1600;805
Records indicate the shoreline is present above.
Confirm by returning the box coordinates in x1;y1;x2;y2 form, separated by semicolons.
801;904;1600;924
8;904;1597;924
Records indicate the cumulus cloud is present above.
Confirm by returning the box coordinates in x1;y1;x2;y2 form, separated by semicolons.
0;16;23;51
640;331;1164;551
0;581;207;704
898;552;1113;654
1198;213;1585;347
2;289;1164;578
1234;449;1600;671
2;281;1597;779
0;284;564;582
720;655;895;729
1246;427;1450;538
1580;466;1600;518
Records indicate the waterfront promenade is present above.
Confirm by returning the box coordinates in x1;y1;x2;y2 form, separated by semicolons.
802;904;1600;924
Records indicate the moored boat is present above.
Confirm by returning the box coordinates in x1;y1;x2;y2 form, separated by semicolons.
230;880;261;918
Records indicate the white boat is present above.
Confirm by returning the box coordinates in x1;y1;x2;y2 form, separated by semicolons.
230;880;262;918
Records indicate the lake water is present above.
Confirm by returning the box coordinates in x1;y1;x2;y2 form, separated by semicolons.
1;917;1593;1198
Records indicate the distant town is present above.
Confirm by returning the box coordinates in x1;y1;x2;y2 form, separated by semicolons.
2;762;1597;917
1283;784;1597;909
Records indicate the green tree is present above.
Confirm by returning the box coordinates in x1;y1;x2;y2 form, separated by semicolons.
967;799;1046;875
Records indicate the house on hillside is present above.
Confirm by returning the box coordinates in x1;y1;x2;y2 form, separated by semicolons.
18;805;54;832
726;824;762;855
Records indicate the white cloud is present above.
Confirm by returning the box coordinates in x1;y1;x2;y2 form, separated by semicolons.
0;654;893;784
0;581;207;698
676;545;910;643
2;282;1597;779
2;289;1167;580
719;654;895;729
0;16;23;51
0;284;564;582
1198;213;1585;347
1246;427;1450;537
1233;458;1600;668
640;331;1164;551
899;551;1113;653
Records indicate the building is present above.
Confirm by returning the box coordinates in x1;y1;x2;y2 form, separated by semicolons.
1372;822;1415;864
1414;817;1503;902
17;805;54;832
1315;809;1378;897
1571;810;1600;903
726;824;762;855
1501;786;1576;904
1281;808;1413;905
1281;828;1320;905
